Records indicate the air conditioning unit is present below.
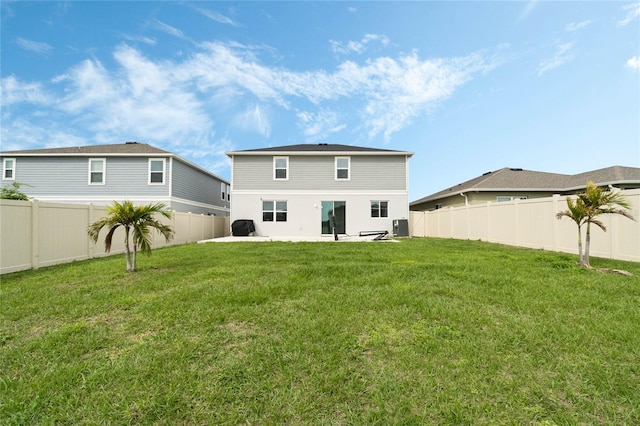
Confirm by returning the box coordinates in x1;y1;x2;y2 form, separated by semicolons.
393;219;409;237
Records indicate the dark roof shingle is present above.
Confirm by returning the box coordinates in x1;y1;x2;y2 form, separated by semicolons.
0;142;170;156
228;143;410;154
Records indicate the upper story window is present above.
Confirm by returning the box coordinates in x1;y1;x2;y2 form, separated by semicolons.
335;157;350;180
88;158;105;185
3;158;16;180
274;157;288;180
221;182;226;200
149;158;166;185
226;184;231;201
371;201;388;218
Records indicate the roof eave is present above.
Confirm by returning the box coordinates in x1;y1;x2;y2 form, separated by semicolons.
226;150;414;157
1;152;172;157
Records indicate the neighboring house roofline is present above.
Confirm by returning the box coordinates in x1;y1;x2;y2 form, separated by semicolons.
0;141;230;184
410;165;640;206
226;143;414;157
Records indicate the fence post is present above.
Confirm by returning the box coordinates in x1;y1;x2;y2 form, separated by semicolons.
514;199;520;246
31;200;39;270
552;195;560;252
88;203;94;259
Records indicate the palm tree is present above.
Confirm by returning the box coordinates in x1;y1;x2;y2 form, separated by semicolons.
577;181;635;268
88;201;173;272
556;196;589;265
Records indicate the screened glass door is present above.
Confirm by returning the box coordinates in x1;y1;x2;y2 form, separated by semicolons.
321;201;346;235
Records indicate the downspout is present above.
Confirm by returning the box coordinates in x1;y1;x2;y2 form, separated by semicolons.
460;192;468;206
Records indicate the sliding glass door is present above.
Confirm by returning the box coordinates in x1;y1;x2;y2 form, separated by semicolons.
321;201;346;235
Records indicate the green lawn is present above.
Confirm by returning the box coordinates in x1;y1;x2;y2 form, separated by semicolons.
1;238;639;425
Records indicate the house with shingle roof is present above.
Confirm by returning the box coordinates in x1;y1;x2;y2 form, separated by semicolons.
226;143;414;238
410;166;640;211
0;142;230;215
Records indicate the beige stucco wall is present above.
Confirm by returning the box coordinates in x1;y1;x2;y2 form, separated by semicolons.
411;191;559;211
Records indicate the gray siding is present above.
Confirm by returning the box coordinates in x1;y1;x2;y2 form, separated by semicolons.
0;156;169;198
171;159;230;210
170;200;229;216
233;155;407;191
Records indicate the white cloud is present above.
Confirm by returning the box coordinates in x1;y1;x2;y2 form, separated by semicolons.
232;104;271;137
50;45;213;149
565;20;592;32
15;37;53;55
330;34;390;56
297;109;346;141
3;40;496;155
627;56;640;70
618;3;640;27
1;76;52;106
120;33;157;45
0;116;87;152
517;0;539;22
153;19;188;40
537;42;574;75
194;7;239;27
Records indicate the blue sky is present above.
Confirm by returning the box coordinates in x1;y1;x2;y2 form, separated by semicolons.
1;1;639;200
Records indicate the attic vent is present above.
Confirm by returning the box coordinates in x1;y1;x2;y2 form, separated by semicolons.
318;143;328;146
482;171;492;176
510;168;523;171
125;141;139;145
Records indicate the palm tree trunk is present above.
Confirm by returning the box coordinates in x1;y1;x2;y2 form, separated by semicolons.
577;225;583;265
124;227;133;272
582;222;591;268
132;243;138;272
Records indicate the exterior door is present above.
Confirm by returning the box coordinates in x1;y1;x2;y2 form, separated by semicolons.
321;201;346;235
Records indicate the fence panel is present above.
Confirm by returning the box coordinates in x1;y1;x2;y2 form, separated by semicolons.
0;200;231;274
409;189;639;262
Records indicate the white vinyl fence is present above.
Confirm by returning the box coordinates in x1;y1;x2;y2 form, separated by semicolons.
409;190;640;262
0;200;230;274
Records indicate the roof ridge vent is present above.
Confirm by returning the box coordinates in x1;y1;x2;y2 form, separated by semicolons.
482;171;492;176
125;141;139;145
509;168;523;171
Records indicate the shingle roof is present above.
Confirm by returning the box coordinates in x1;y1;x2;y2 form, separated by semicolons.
227;143;412;155
410;166;640;206
0;142;171;156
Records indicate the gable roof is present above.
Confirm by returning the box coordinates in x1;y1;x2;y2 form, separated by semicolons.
410;166;640;206
0;142;229;184
227;143;413;156
0;142;171;156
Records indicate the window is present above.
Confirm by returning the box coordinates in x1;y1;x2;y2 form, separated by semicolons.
274;157;288;180
336;157;350;180
434;203;443;210
226;184;231;201
88;158;105;185
3;158;16;180
221;182;226;200
149;158;165;184
371;201;388;218
497;196;528;202
263;200;287;222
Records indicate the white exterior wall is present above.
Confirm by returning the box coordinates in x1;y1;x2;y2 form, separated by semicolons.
231;190;409;237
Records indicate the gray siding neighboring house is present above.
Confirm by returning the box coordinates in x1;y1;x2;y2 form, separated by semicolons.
0;142;230;216
410;166;640;211
227;143;413;238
